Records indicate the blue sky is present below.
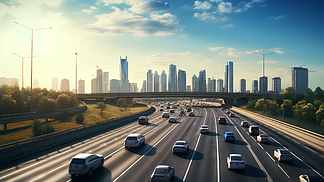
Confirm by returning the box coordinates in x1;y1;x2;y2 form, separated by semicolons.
0;0;323;93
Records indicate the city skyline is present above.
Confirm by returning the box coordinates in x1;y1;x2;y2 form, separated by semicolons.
1;0;323;93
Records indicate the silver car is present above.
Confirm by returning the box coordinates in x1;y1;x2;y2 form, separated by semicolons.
274;149;293;162
151;165;174;182
124;134;145;148
69;153;104;177
168;117;177;123
172;140;189;154
227;154;245;170
200;125;209;134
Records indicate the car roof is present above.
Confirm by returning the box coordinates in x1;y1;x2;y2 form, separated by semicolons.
219;116;225;118
156;165;170;169
201;125;208;127
139;116;146;118
229;154;242;157
73;153;93;159
175;140;186;143
225;132;234;134
242;121;248;122
250;125;258;128
163;112;169;114
127;134;141;137
169;117;176;119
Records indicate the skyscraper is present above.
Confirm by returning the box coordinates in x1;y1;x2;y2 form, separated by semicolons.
154;71;159;92
147;70;153;92
187;85;191;92
272;77;281;94
198;70;206;92
252;80;258;93
168;64;177;92
110;79;120;93
192;74;198;92
259;76;268;94
178;69;186;92
96;68;102;93
217;79;223;92
0;77;9;87
161;70;167;92
207;78;211;92
240;79;246;93
9;78;19;86
60;79;69;92
130;83;138;92
91;78;98;93
120;56;129;93
52;78;58;91
141;80;147;92
292;67;308;94
224;61;233;92
102;72;109;93
78;79;85;94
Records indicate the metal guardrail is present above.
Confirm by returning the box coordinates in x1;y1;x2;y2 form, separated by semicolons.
233;106;324;139
0;107;151;150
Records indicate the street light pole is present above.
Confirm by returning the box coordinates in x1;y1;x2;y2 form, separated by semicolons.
15;22;52;112
75;53;78;94
13;53;33;89
254;51;275;113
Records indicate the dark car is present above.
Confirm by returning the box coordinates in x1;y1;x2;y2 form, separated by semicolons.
138;116;148;124
218;116;226;124
151;165;174;182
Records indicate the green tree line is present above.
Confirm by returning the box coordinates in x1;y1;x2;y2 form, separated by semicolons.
247;86;324;128
0;85;79;115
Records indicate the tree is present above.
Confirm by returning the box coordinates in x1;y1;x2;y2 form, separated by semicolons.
320;119;324;128
56;94;71;109
247;99;257;110
75;112;85;124
43;122;55;134
38;96;57;112
254;98;270;112
301;103;316;123
292;100;307;120
0;94;17;115
32;117;42;136
125;98;135;106
97;102;106;116
303;88;315;103
314;87;324;98
281;99;293;117
116;98;128;110
268;100;280;116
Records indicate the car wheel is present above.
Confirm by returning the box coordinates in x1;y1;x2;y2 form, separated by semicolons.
88;168;92;176
100;160;104;167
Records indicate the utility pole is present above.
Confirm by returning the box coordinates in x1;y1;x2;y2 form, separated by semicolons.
254;51;275;113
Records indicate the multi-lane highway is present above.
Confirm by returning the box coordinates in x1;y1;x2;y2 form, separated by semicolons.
0;103;323;182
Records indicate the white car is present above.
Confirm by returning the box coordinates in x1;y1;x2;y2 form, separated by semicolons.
257;134;270;143
200;125;209;134
240;121;249;127
124;134;145;148
168;117;177;123
69;153;104;177
162;112;169;118
274;149;293;162
227;154;245;170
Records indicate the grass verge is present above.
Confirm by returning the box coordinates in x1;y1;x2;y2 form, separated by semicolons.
0;104;149;145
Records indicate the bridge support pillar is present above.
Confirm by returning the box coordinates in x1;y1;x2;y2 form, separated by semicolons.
234;98;237;105
4;123;7;131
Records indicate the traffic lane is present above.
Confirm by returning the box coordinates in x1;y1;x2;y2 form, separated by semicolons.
112;109;205;182
230;112;324;180
184;108;217;182
216;109;268;182
227;113;320;181
0;114;173;181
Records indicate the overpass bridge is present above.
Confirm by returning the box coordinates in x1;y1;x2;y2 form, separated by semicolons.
76;92;266;105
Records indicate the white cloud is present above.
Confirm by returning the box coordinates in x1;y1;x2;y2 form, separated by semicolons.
269;15;285;20
129;1;171;14
257;60;278;64
193;12;230;21
210;0;223;3
269;47;285;54
85;7;182;36
0;3;9;18
98;0;144;6
82;9;94;14
220;24;235;28
193;1;213;10
209;47;224;51
218;2;232;13
90;6;97;10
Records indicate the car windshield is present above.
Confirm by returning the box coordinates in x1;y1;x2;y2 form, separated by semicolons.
126;137;137;140
260;135;268;137
226;133;234;135
202;126;208;128
231;156;242;160
71;159;85;164
154;168;167;175
175;142;185;145
280;150;291;154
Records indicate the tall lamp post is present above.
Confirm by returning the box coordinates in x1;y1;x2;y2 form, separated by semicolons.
75;53;78;94
13;53;34;89
15;22;52;112
254;51;275;113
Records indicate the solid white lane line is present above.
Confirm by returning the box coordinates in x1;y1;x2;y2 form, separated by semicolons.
225;115;273;182
212;109;220;182
265;151;275;162
113;117;185;182
182;109;207;182
277;164;290;179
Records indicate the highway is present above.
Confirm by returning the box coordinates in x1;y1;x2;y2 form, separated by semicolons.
0;103;323;182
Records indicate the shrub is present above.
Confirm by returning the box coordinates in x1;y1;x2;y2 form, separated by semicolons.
32;117;42;136
55;110;68;120
321;119;324;128
75;112;84;124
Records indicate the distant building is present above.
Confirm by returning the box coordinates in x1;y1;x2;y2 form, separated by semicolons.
217;79;223;92
91;78;98;93
272;77;281;94
60;79;69;91
187;85;191;92
161;70;167;92
192;74;198;92
240;79;246;93
52;78;58;91
224;61;233;92
208;78;216;92
147;70;153;92
110;79;120;93
130;83;138;92
292;67;308;94
168;64;177;92
154;71;159;92
141;80;147;92
102;72;109;93
259;76;268;94
96;68;102;93
9;78;19;87
252;80;258;93
33;79;39;88
0;77;9;86
78;79;85;94
198;70;206;92
178;69;186;92
120;56;129;92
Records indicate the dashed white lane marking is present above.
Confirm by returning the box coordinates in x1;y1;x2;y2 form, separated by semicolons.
291;139;300;145
257;143;264;150
304;146;317;154
265;151;275;162
182;109;207;182
277;164;290;179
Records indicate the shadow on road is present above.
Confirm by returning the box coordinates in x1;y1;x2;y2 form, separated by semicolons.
125;143;156;156
71;167;111;182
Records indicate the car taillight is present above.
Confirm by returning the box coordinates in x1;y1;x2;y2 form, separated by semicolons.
230;162;233;164
163;176;167;179
242;162;245;164
69;164;72;167
135;140;139;143
124;140;127;142
173;146;176;148
81;165;88;167
183;147;186;149
151;175;155;179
